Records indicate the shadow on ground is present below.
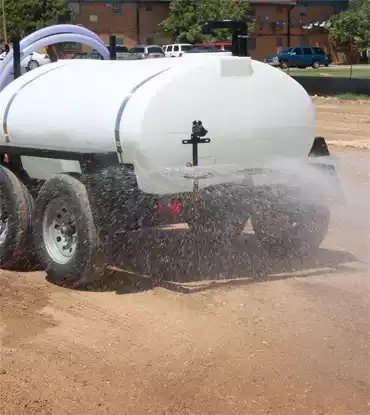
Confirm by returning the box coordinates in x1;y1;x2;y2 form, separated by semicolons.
47;226;361;295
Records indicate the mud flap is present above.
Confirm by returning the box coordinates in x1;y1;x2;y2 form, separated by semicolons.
308;136;345;206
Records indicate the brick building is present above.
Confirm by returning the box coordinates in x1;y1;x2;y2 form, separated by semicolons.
248;0;348;61
67;0;348;61
68;0;171;48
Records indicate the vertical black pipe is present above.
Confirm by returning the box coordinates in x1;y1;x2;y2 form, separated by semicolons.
109;35;117;60
136;2;141;43
13;35;21;79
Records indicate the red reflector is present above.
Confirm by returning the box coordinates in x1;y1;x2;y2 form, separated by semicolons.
179;52;182;57
87;159;93;164
169;199;183;216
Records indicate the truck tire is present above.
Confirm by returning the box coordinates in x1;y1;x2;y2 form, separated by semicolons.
187;194;250;243
280;61;288;70
251;201;330;255
188;212;249;243
33;174;102;287
0;165;35;270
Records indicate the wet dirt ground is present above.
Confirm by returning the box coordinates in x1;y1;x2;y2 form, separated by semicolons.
1;97;370;415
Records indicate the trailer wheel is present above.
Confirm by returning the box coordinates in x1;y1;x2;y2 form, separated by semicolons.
33;174;102;287
188;214;249;242
251;202;330;254
187;203;250;242
0;165;35;269
187;186;251;243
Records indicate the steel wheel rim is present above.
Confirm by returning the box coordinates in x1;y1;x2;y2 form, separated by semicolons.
42;197;78;265
0;197;8;246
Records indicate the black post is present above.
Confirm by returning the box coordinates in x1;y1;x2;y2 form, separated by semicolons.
136;1;141;43
13;35;21;79
109;35;117;60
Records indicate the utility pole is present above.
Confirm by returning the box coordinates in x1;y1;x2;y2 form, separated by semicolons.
1;0;8;45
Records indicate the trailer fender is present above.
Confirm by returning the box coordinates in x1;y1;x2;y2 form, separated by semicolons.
308;136;345;205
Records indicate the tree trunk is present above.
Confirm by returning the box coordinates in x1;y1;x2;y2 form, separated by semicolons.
46;45;58;62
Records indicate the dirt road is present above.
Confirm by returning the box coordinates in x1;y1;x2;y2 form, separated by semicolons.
1;98;370;415
314;96;370;148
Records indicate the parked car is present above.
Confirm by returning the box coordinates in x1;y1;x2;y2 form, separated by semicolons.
72;51;104;60
21;51;51;70
264;46;331;69
163;43;192;57
193;42;233;52
183;45;232;57
129;45;165;59
106;45;130;60
185;45;230;53
0;50;50;72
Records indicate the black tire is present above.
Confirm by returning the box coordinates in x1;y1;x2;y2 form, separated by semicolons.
186;187;251;243
0;165;35;270
251;201;330;255
33;174;102;287
188;212;249;243
280;61;288;70
27;59;39;71
312;60;320;69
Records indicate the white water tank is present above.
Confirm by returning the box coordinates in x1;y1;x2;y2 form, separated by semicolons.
0;56;315;193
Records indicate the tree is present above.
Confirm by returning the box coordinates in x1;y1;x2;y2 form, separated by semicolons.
158;0;251;44
329;0;370;51
1;0;72;41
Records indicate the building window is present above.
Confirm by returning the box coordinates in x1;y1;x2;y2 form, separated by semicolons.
300;6;307;16
90;15;98;22
300;37;308;46
63;42;81;52
247;7;255;17
112;4;122;15
276;37;283;47
116;37;124;46
146;36;154;45
276;6;283;13
68;2;80;16
145;2;153;11
248;37;256;50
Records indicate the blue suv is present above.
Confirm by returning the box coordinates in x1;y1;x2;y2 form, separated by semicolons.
264;46;331;69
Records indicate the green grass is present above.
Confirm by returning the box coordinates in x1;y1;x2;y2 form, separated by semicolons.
283;67;370;79
335;92;370;101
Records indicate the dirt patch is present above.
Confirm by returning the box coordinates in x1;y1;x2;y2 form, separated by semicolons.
1;98;370;414
313;97;370;148
0;271;58;347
